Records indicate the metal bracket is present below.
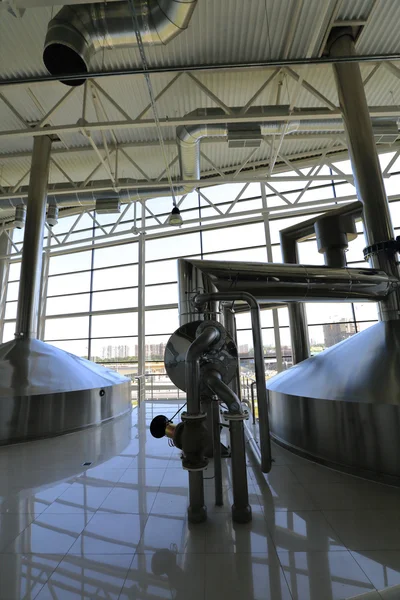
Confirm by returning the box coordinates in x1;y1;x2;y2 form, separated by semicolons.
363;237;400;261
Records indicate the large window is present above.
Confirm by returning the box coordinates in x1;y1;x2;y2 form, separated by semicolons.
4;151;400;396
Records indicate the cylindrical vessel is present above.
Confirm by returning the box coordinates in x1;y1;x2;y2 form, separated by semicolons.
15;136;52;339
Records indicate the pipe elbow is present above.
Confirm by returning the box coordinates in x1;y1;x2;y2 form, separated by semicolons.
152;0;198;44
43;1;197;86
43;4;99;86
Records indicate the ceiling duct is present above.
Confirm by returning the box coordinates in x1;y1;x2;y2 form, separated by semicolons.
43;0;198;86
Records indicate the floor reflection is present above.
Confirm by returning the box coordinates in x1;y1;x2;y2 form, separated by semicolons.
1;404;400;598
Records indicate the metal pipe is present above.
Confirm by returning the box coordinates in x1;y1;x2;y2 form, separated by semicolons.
195;291;272;474
184;259;396;303
177;258;218;326
205;371;251;523
329;30;400;321
177;110;396;194
5;52;400;88
221;303;241;399
184;325;220;524
211;400;223;507
15;136;52;339
43;0;198;86
279;201;363;363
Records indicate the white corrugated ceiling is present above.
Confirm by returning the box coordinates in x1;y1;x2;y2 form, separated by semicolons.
0;0;400;210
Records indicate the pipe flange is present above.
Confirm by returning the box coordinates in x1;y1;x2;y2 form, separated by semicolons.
182;463;208;472
223;409;250;421
363;238;400;261
181;411;207;422
195;320;226;351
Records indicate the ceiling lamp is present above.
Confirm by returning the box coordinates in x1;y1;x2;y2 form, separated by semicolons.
14;205;27;229
46;205;59;227
167;206;183;227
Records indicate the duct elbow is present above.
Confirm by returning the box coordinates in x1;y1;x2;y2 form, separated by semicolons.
43;1;197;86
43;5;92;87
152;0;198;44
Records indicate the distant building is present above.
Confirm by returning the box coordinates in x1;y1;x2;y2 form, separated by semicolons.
323;320;356;348
238;344;249;355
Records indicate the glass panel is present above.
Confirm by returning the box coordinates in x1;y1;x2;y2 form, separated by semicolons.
201;223;265;253
306;303;354;325
91;313;138;338
346;234;367;263
269;214;319;244
357;321;378;333
92;288;138;311
45;316;89;340
2;322;15;342
5;302;17;320
236;308;274;330
46;293;90;316
204;247;268;262
308;325;326;354
145;309;179;335
8;262;21;281
353;302;379;322
48;339;89;358
49;251;92;275
145;283;178;306
94;243;138;269
145;259;178;285
90;337;138;361
92;265;138;291
146;233;201;261
144;336;170;359
272;245;282;262
6;281;19;302
297;240;324;265
47;271;91;296
308;321;356;352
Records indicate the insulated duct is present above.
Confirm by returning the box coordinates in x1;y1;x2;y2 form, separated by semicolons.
176;107;400;193
43;0;198;86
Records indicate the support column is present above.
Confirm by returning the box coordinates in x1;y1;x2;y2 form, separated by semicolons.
137;202;146;405
329;29;400;321
15;136;52;339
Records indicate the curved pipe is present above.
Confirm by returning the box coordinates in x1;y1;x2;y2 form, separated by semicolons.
43;0;197;85
204;370;242;414
194;291;272;473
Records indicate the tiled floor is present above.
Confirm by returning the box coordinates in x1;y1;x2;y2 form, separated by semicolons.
1;404;400;599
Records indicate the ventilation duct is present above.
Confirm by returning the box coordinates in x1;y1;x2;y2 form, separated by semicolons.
176;107;400;193
43;0;198;86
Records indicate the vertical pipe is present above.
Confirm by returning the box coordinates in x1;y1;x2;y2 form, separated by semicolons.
138;225;146;405
222;303;241;399
279;231;310;363
211;399;223;506
261;184;283;371
329;29;400;321
230;419;252;523
195;292;272;473
15;136;52;339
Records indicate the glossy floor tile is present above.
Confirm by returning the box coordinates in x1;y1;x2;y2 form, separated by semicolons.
2;403;400;599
